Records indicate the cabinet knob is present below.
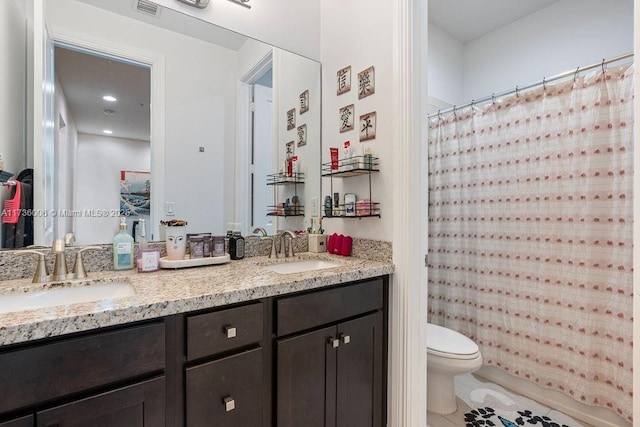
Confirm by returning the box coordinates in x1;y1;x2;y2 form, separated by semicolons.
341;334;351;344
328;337;340;348
223;396;236;412
225;326;237;339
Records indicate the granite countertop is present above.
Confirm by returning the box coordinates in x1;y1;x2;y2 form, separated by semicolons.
0;252;394;347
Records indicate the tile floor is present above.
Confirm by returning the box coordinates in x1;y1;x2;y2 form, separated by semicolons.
427;373;592;427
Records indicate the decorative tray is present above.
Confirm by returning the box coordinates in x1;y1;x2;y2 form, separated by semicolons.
159;253;231;269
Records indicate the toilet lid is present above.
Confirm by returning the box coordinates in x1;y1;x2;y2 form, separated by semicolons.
427;323;479;359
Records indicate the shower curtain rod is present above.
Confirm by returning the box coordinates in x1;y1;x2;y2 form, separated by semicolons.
428;52;634;119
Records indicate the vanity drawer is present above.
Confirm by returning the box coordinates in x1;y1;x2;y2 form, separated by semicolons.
0;322;165;414
187;302;264;361
186;347;263;427
276;278;384;337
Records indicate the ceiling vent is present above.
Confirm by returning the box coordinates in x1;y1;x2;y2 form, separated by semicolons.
134;0;161;17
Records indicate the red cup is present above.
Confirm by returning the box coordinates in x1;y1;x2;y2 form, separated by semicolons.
327;233;337;253
333;234;344;254
341;235;353;256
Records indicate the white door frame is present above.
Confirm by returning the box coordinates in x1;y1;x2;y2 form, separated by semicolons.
236;50;273;235
389;0;429;426
41;27;165;241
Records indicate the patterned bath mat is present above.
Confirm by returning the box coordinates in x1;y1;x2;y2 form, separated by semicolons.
464;407;571;426
457;374;585;427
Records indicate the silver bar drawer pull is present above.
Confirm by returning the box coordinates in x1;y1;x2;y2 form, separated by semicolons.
328;338;340;348
223;396;236;412
341;334;351;344
225;326;237;338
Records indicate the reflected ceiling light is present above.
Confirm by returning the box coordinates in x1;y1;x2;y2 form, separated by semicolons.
103;95;117;102
228;0;251;9
176;0;210;8
103;129;113;134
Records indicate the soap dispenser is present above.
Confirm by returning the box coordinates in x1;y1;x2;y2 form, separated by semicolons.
229;223;245;260
113;216;134;270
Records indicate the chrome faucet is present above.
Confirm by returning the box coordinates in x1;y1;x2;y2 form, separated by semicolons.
19;234;103;283
278;230;297;258
250;227;268;237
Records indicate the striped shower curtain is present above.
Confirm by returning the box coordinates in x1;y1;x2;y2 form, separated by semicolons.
427;64;634;422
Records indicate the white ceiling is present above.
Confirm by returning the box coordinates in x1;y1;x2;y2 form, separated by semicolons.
55;0;250;141
429;0;560;44
55;46;151;141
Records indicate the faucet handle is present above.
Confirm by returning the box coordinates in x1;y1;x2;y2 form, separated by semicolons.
73;246;103;279
17;250;49;283
286;233;296;258
280;230;297;257
261;236;277;258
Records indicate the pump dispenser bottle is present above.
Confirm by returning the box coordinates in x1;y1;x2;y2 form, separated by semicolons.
229;223;245;260
113;216;134;270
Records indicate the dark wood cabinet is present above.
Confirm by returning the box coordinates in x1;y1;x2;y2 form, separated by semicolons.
276;325;337;427
275;279;386;427
36;377;165;427
0;275;388;427
0;416;33;427
336;313;384;427
186;347;263;427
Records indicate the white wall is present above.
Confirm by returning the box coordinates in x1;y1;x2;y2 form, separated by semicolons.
47;0;238;239
151;0;321;61
0;0;28;246
53;76;78;238
75;134;150;245
320;0;394;241
0;0;27;175
463;0;634;101
273;49;321;232
428;24;464;105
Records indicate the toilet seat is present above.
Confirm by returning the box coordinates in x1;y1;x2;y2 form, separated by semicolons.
427;323;480;360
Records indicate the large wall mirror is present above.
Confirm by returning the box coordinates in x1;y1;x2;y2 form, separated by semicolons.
1;0;321;248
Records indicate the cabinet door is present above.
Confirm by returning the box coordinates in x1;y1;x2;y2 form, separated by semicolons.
336;312;384;427
36;377;165;427
185;347;263;427
276;325;337;427
0;416;33;427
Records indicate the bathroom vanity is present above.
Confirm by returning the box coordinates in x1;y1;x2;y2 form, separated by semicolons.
0;254;392;427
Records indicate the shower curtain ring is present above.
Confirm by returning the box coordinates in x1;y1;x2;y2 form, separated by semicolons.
453;105;457;116
601;58;607;72
492;93;496;104
573;66;580;83
515;86;520;98
542;77;546;91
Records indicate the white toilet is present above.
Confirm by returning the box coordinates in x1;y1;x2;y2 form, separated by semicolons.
427;323;483;414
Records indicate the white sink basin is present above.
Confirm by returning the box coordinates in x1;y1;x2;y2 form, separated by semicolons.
0;282;135;314
262;259;341;274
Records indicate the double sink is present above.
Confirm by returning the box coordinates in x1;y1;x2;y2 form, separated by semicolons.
0;257;341;315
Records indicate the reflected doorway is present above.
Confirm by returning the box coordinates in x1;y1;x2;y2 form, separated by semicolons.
52;44;151;245
251;69;274;235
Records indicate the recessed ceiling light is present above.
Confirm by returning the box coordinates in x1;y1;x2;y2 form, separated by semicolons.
103;129;113;134
103;95;117;102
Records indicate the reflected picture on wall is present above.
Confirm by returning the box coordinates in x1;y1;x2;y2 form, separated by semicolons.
120;170;151;216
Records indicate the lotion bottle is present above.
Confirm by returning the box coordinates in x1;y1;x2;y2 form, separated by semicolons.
113;216;134;270
229;223;245;260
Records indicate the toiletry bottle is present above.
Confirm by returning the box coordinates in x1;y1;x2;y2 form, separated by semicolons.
324;195;332;217
137;218;148;249
113;216;134;270
229;223;245;260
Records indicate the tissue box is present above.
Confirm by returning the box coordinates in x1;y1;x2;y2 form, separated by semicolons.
308;234;327;253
